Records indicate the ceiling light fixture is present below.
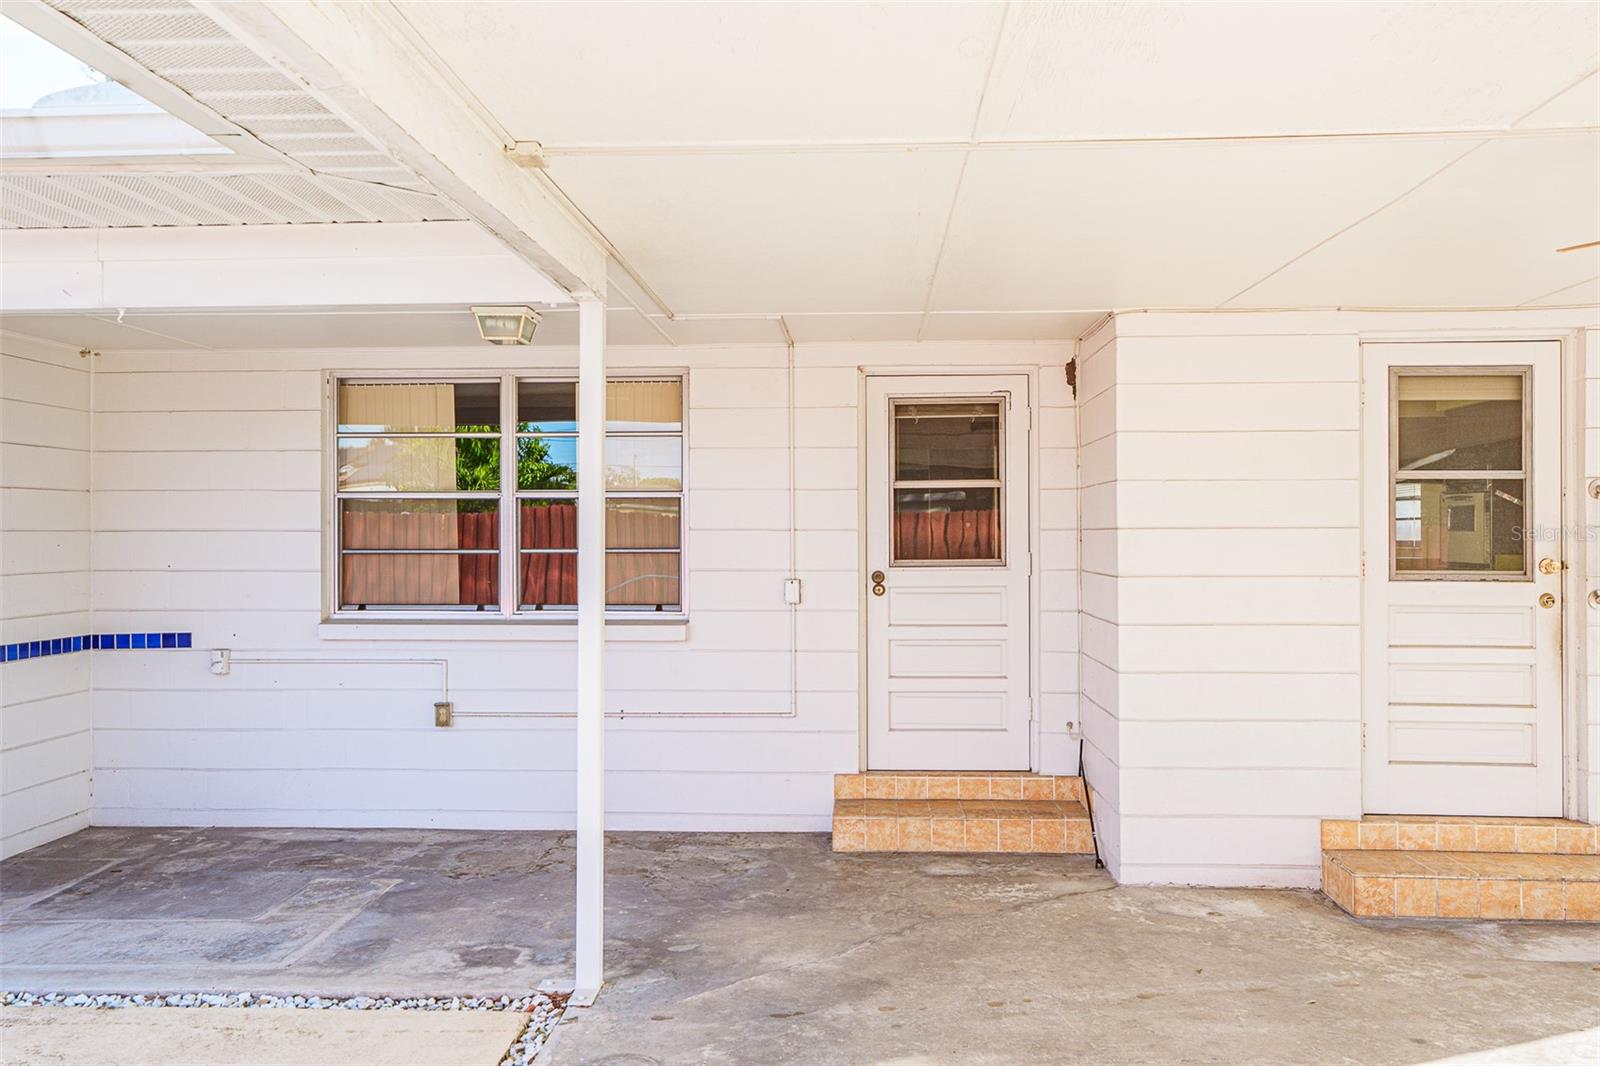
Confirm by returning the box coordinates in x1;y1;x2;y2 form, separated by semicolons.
471;305;541;345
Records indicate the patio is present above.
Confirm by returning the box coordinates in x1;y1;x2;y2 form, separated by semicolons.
2;828;1597;1064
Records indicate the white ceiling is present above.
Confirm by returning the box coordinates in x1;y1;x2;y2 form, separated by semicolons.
393;0;1599;329
6;1;1598;347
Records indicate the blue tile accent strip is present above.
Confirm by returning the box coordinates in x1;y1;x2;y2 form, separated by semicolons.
0;632;194;666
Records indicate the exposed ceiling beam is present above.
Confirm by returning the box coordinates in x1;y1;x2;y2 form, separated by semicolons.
191;0;606;300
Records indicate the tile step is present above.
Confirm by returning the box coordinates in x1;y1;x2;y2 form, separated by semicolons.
832;797;1094;855
1321;815;1598;855
1322;849;1600;921
835;772;1085;803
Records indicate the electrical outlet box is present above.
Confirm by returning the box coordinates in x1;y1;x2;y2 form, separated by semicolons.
434;701;454;728
783;578;802;605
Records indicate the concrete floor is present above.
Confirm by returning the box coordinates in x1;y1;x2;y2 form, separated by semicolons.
4;829;1599;1064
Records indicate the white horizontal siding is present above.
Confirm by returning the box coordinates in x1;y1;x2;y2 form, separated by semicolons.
82;340;1077;832
1;333;92;857
1083;324;1365;887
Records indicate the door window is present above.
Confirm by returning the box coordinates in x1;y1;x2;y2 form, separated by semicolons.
1391;370;1529;578
891;400;1003;564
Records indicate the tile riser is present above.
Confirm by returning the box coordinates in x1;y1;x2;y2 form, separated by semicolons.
1322;854;1600;922
835;773;1086;803
1321;818;1599;856
832;775;1093;855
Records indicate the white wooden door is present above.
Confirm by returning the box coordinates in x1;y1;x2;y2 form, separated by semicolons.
865;374;1031;770
1361;341;1563;816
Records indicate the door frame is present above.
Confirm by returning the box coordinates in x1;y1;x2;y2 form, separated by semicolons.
855;365;1041;772
1357;329;1588;821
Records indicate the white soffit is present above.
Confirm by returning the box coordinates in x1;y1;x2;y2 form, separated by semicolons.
778;311;1101;344
978;2;1599;139
919;311;1104;342
930;137;1475;312
1234;133;1600;309
1;222;569;310
0;305;653;350
392;1;1006;145
547;151;967;314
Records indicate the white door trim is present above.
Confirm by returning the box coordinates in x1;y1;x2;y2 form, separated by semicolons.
855;365;1041;772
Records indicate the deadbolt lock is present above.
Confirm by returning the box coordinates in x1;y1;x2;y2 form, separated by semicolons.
1538;557;1565;575
1538;593;1557;609
870;569;886;597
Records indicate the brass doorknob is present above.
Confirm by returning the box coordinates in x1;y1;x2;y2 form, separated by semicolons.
870;570;885;597
1538;558;1565;575
1539;593;1556;609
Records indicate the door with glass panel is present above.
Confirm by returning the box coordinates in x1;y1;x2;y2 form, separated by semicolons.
864;375;1031;770
1361;342;1563;816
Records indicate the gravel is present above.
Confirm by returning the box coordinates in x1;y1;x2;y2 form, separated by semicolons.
0;990;566;1066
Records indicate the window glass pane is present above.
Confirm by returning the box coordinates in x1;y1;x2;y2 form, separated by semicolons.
342;499;498;550
338;381;499;433
607;379;681;431
894;487;1000;562
519;499;577;549
607;551;681;608
895;402;1000;481
341;553;498;608
606;437;681;489
1396;374;1522;472
532;379;683;431
518;381;577;433
517;435;577;489
338;437;499;492
607;498;681;549
520;552;576;608
1394;478;1526;574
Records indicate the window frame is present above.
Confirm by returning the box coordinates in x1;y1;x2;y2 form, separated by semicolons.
1387;364;1532;582
887;395;1007;568
324;369;689;623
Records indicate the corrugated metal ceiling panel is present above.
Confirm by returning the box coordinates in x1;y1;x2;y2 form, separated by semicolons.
0;172;461;228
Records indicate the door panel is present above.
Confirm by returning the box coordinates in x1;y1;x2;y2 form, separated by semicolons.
1361;341;1562;815
866;374;1031;770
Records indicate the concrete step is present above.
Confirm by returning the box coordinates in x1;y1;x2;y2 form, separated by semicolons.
834;771;1085;803
1322;849;1600;921
1321;815;1598;855
832;792;1094;855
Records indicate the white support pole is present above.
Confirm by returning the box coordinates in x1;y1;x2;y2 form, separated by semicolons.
573;294;606;1004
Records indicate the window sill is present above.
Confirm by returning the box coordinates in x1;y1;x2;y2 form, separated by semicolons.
317;619;688;643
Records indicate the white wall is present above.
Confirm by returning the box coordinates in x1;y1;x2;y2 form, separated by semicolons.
80;339;1077;832
1086;309;1598;888
1105;318;1361;887
1;331;93;857
1075;321;1123;876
